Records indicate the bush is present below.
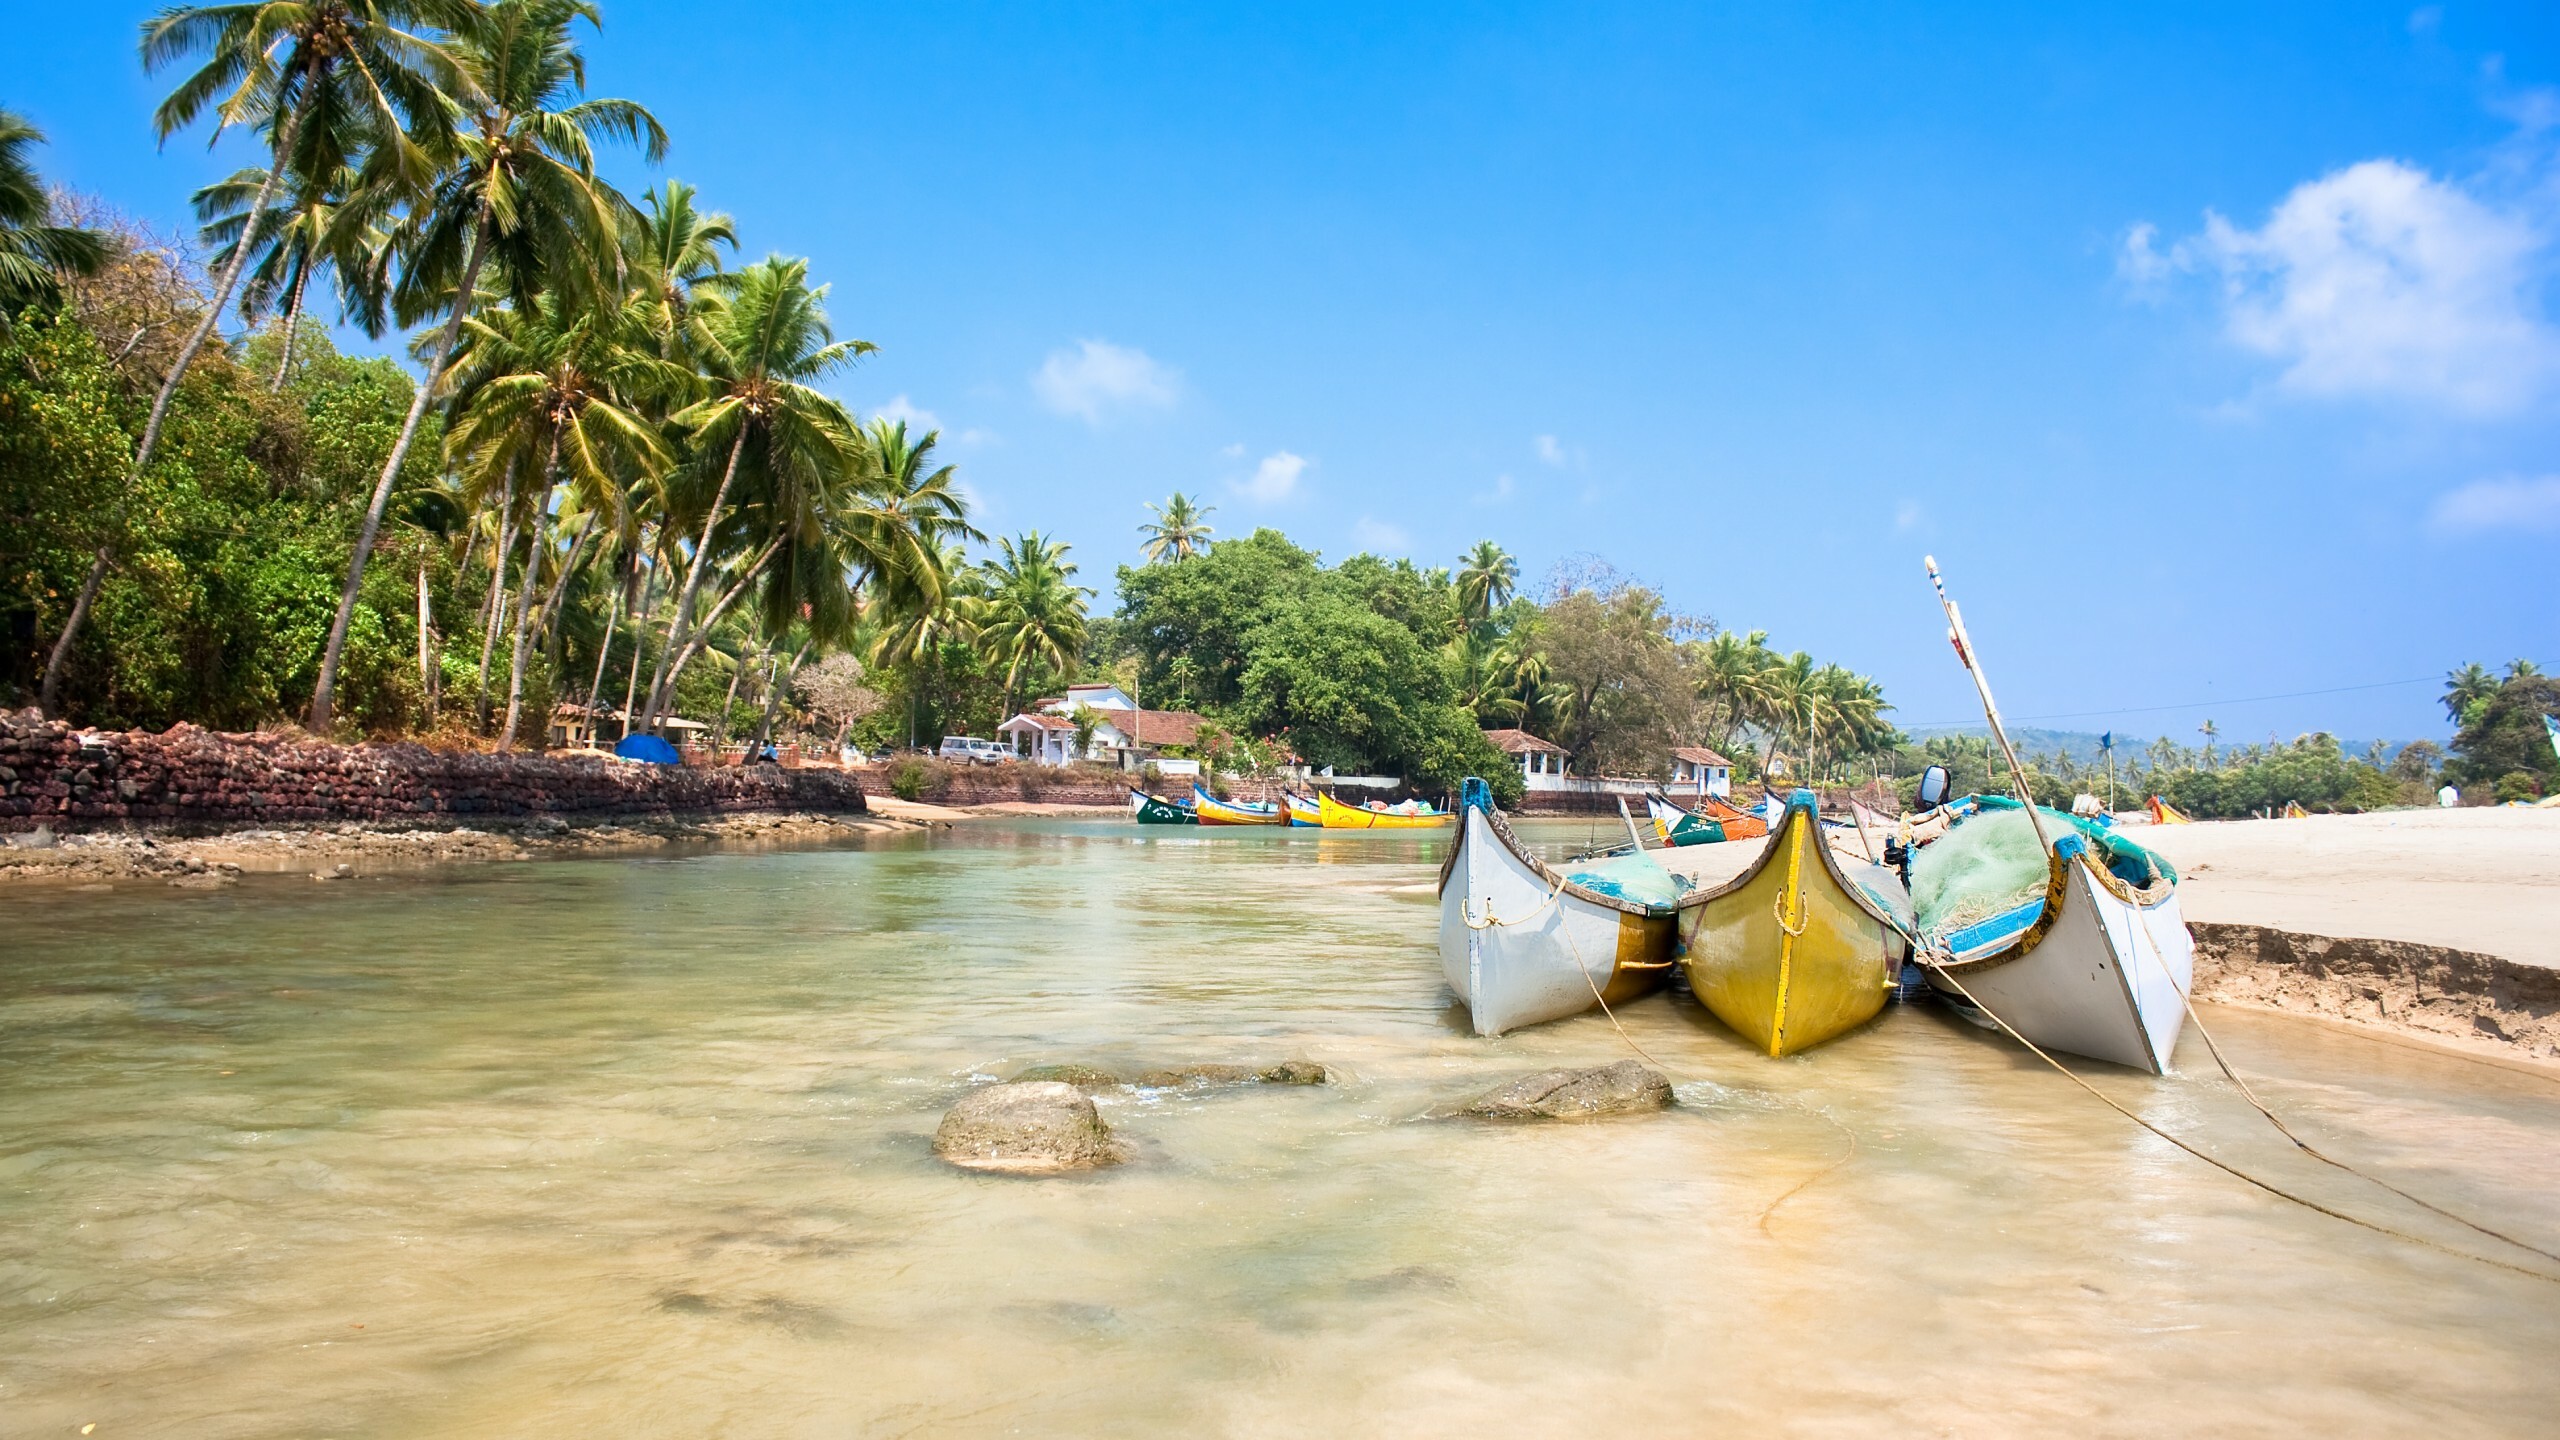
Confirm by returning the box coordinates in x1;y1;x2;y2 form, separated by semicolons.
2497;770;2544;803
886;754;948;801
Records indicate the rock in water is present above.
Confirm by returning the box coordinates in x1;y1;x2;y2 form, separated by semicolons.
933;1082;1127;1173
1462;1061;1673;1120
1009;1063;1123;1092
1133;1063;1258;1088
1257;1060;1331;1085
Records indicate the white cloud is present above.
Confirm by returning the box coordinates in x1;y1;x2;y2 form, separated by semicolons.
1893;500;1924;533
874;394;941;431
1350;516;1409;553
2129;159;2557;415
1235;450;1307;503
2428;474;2560;533
1031;339;1179;424
1219;441;1246;459
1533;433;1578;468
1473;472;1517;505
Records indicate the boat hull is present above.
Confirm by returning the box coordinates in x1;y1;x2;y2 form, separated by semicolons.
1317;791;1452;829
1129;788;1198;825
1438;802;1674;1035
1679;795;1908;1056
1192;784;1282;825
1925;853;2193;1073
1281;793;1322;827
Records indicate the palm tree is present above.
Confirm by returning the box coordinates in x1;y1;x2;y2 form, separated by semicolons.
442;289;675;748
1139;491;1214;563
624;178;734;361
977;531;1092;717
0;108;111;321
2197;718;2220;768
310;0;667;732
40;1;466;716
1695;628;1774;754
639;254;871;730
1455;540;1516;624
2443;663;2496;724
192;157;393;388
2506;658;2543;681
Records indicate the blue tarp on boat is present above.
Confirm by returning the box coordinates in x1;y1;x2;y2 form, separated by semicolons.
614;734;682;766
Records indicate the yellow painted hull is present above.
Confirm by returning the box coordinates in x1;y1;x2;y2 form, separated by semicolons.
1679;798;1903;1056
1192;787;1283;825
1316;791;1453;829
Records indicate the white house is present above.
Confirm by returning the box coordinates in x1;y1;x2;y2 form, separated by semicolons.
998;684;1210;768
1670;746;1733;799
1484;728;1572;790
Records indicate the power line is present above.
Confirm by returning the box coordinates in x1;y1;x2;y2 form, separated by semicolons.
1904;675;2440;731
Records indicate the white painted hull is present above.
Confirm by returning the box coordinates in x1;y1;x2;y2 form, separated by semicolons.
1438;806;1662;1036
1929;859;2194;1073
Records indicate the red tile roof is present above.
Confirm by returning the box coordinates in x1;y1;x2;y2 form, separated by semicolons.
1672;746;1732;767
1001;713;1076;731
1121;708;1206;747
1483;728;1567;755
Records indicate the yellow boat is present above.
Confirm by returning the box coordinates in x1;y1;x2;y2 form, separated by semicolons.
1679;788;1912;1056
1315;790;1453;829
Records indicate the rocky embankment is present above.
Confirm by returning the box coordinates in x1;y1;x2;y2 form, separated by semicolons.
2192;921;2560;1063
0;709;870;834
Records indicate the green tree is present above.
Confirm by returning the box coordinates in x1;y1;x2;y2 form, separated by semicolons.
1139;491;1214;562
2443;662;2497;726
1455;539;1516;624
976;531;1092;717
0;108;111;321
2447;673;2559;791
642;254;868;728
312;0;667;732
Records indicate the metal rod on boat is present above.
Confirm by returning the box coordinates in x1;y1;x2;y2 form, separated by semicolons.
1923;556;2049;849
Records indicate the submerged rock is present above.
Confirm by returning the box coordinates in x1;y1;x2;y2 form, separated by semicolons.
1134;1063;1258;1088
1462;1061;1673;1120
1010;1063;1123;1091
1257;1060;1331;1085
933;1081;1127;1173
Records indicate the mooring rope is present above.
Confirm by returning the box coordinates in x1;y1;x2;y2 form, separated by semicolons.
2118;914;2560;1268
1926;963;2560;1284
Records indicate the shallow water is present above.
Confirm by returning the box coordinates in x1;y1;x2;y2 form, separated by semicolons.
4;819;2558;1437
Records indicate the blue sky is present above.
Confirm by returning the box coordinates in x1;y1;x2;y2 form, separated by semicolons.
8;1;2556;745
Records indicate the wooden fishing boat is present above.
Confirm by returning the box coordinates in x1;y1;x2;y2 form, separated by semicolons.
1281;792;1323;827
1918;809;2192;1073
1191;784;1283;825
1679;788;1912;1056
1438;778;1682;1035
1315;790;1452;829
1643;791;1767;846
1128;787;1198;825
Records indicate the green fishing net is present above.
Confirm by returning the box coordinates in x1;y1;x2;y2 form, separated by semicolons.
1910;803;2177;937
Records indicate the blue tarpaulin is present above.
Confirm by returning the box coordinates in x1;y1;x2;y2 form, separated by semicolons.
614;733;681;766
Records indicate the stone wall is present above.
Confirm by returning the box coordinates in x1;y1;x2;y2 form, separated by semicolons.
0;711;867;832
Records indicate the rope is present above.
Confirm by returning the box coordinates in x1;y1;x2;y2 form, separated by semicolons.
1462;875;1565;930
2119;912;2560;1268
1759;1106;1858;1233
1926;964;2560;1284
1566;911;1674;1072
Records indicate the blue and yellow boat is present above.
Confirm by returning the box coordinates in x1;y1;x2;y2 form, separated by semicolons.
1191;784;1283;825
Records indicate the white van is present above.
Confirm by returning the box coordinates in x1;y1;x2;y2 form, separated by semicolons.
938;736;1010;765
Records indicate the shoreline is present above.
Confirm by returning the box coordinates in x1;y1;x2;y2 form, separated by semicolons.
0;809;921;889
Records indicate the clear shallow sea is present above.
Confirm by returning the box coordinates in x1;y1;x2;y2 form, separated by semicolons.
3;818;2557;1437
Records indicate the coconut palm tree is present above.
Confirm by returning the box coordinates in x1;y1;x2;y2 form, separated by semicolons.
2197;718;2220;768
310;0;667;732
1139;491;1214;563
1695;627;1775;754
40;1;468;717
624;177;733;363
442;289;676;748
2442;663;2496;724
192;157;393;388
977;531;1092;718
639;254;871;729
0;108;111;322
1455;539;1516;624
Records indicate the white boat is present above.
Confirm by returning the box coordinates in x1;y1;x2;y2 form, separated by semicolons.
1437;778;1682;1036
1921;825;2193;1073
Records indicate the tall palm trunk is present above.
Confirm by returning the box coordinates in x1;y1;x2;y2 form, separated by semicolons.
714;651;749;748
619;563;659;740
584;575;621;716
39;67;317;718
472;459;521;727
269;261;310;392
416;554;435;724
497;441;564;752
751;640;813;752
651;534;782;712
640;421;749;729
310;210;492;732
